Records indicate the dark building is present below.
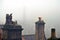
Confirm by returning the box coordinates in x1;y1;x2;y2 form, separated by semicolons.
0;14;23;40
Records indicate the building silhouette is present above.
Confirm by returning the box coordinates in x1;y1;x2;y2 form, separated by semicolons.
0;14;23;40
0;14;60;40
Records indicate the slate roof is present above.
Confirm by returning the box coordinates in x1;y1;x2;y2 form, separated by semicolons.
0;25;4;28
22;34;35;40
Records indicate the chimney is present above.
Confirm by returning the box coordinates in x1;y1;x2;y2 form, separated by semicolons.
35;17;46;40
48;28;57;40
51;28;56;38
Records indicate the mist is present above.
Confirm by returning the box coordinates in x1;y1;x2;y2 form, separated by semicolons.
0;0;60;38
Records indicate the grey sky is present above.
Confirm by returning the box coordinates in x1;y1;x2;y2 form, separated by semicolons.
0;0;60;38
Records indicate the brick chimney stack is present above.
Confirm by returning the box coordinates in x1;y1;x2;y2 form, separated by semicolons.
48;28;57;40
51;28;56;38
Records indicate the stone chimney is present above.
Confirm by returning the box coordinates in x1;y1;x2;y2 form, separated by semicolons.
35;17;46;40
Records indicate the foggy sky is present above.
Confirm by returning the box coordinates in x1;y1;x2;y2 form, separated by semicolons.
0;0;60;38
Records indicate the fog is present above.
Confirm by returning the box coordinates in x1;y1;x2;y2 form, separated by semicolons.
0;0;60;38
